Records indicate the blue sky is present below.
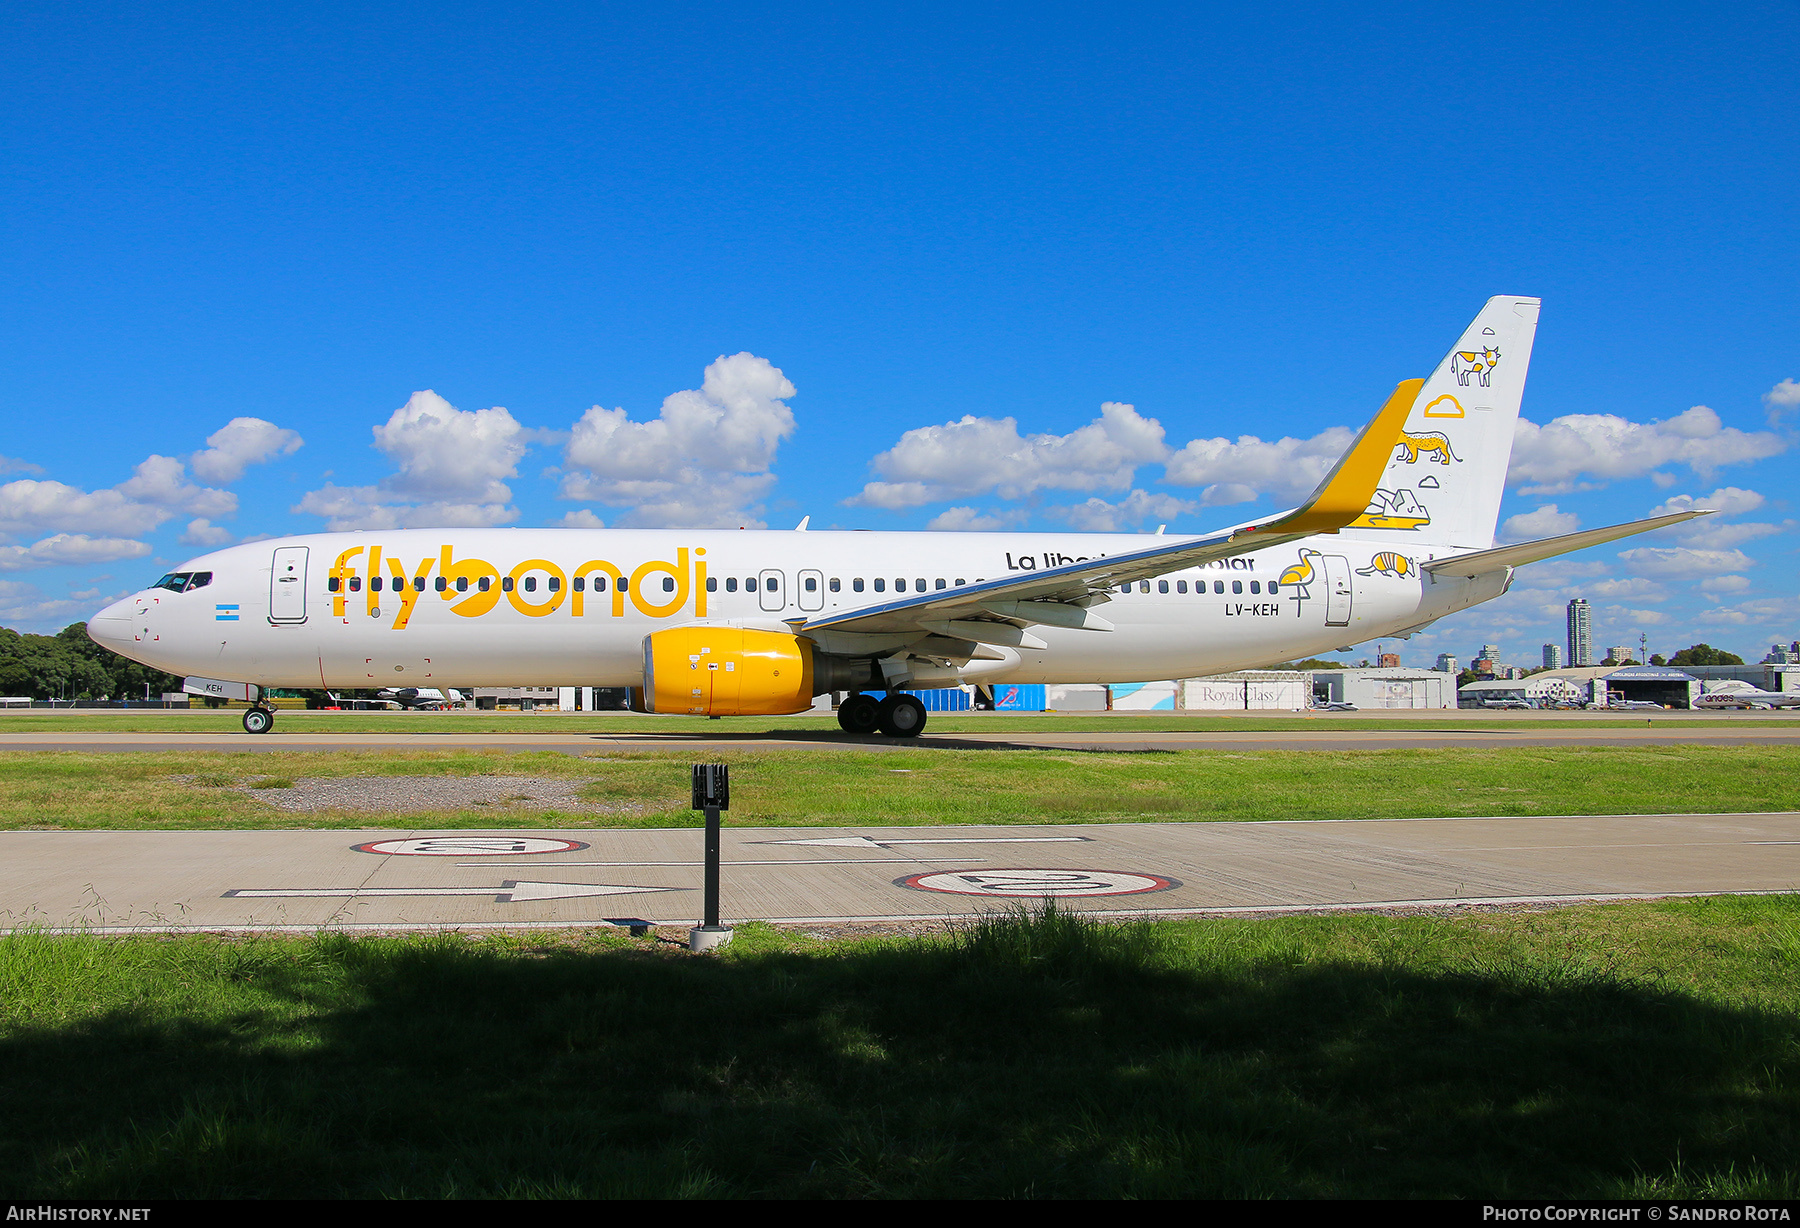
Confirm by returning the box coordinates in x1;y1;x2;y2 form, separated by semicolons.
2;2;1795;667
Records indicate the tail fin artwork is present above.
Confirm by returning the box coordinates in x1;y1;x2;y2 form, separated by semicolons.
1344;296;1541;550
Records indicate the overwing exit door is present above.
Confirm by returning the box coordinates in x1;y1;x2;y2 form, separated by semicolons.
758;569;786;612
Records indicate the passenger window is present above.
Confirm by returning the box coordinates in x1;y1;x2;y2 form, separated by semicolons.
591;576;606;592
328;577;340;592
874;578;886;592
853;578;865;592
371;577;384;593
895;579;907;592
1177;580;1187;593
805;576;817;592
618;577;628;592
1139;582;1150;593
523;576;537;593
829;578;841;592
916;578;926;591
726;577;738;592
1158;580;1168;593
548;576;561;592
662;576;675;592
955;578;965;586
480;576;492;592
745;577;757;591
1250;581;1260;594
705;577;717;592
349;577;361;592
458;577;470;592
502;577;514;593
1268;581;1279;594
935;579;946;590
1232;580;1242;594
1214;580;1224;594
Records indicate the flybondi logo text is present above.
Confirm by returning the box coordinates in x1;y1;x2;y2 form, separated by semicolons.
327;545;711;629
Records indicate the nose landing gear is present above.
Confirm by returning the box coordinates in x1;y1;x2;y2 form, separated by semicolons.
242;706;275;735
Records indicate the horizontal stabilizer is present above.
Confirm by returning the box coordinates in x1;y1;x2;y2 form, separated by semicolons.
1422;511;1712;577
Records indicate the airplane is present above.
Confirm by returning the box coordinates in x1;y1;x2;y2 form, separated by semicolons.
87;296;1715;737
1692;680;1800;710
317;687;466;710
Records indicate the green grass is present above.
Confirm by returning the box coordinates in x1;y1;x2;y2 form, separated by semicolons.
2;709;1795;734
0;745;1795;830
3;899;1798;1197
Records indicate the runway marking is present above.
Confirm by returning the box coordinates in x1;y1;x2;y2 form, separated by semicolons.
352;837;591;856
896;868;1180;898
223;881;677;902
755;835;1092;850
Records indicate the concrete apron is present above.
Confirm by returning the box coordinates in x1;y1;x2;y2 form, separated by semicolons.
2;811;1798;934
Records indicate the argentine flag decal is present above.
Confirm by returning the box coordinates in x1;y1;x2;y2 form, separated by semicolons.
215;604;240;622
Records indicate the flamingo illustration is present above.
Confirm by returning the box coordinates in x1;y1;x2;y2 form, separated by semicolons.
1278;549;1321;617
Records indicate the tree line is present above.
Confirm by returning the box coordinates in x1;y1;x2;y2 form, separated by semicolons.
0;623;184;701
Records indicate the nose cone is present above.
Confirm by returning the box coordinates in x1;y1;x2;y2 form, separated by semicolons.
87;596;138;652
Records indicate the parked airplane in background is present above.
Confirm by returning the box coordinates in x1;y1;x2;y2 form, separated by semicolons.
89;297;1711;737
1693;680;1800;710
325;687;466;710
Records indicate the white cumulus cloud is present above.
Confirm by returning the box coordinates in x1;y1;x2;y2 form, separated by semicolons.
0;534;154;572
1615;546;1756;577
1501;504;1580;542
118;456;237;520
1163;426;1356;505
294;391;527;530
189;418;304;484
561;353;797;528
1765;378;1800;425
851;401;1168;510
1050;490;1199;533
181;520;236;547
925;507;1028;532
1509;406;1785;495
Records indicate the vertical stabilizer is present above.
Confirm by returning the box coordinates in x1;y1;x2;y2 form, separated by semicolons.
1344;296;1540;550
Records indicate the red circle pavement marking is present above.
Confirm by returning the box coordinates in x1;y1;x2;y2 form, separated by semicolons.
351;837;591;856
895;868;1180;898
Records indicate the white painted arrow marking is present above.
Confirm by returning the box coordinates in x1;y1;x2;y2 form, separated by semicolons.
224;881;673;903
755;835;1091;850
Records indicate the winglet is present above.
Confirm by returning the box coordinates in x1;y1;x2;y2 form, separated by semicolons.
1242;378;1424;536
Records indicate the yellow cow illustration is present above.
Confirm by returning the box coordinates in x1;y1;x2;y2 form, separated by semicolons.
1355;552;1417;579
1451;346;1500;387
1393;430;1461;465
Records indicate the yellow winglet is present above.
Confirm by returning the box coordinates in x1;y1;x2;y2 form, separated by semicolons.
1242;378;1423;536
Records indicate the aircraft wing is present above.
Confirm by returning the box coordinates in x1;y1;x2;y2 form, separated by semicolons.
797;379;1423;642
1421;510;1713;578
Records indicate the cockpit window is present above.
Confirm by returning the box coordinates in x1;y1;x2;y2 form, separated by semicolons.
151;571;213;593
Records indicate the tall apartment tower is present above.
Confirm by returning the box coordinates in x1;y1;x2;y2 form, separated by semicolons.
1543;644;1564;670
1436;653;1460;674
1567;599;1594;666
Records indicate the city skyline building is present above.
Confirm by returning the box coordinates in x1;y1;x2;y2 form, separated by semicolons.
1436;653;1459;674
1543;644;1564;670
1567;599;1594;667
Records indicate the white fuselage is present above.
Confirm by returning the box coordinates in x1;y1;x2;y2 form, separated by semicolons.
88;527;1505;690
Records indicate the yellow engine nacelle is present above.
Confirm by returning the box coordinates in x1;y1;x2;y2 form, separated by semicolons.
640;627;815;716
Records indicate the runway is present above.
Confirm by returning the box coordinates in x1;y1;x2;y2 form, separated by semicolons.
4;724;1799;753
6;810;1797;933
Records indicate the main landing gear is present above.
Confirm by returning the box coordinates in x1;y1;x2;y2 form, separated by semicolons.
242;706;275;735
836;692;927;738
